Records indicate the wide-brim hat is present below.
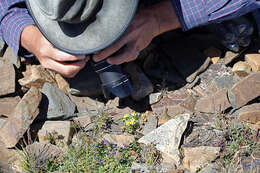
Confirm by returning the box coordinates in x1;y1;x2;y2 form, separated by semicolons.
25;0;139;55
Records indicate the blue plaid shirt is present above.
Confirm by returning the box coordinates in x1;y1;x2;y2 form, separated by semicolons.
1;0;260;56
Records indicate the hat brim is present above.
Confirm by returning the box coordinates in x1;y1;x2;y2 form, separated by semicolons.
26;0;139;55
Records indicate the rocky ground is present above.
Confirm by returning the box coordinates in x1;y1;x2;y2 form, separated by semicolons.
0;29;259;173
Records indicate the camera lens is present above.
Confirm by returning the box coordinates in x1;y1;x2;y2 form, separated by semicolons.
92;60;133;98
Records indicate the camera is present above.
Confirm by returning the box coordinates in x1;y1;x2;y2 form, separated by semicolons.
92;60;133;99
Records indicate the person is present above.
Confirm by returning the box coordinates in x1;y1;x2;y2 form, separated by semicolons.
1;0;260;78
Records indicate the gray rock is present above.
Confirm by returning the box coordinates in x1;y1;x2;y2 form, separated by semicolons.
131;162;151;173
149;92;162;105
140;114;158;135
0;119;6;129
138;114;190;165
124;62;154;101
199;164;220;173
3;47;20;69
199;63;232;92
41;82;76;120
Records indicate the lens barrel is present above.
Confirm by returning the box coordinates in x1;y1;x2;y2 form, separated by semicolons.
92;60;133;98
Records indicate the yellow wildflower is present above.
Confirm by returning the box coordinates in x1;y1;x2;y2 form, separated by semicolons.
123;114;129;119
125;121;131;126
131;111;136;116
129;118;135;125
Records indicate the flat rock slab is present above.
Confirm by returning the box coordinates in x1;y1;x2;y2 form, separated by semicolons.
0;63;15;96
73;115;92;128
25;142;63;160
152;89;196;117
103;133;135;148
38;121;73;144
195;88;232;113
140;114;158;135
236;103;260;124
138;114;190;165
41;82;76;120
69;94;104;114
228;72;260;108
182;146;220;173
0;96;21;117
18;65;57;89
0;87;41;148
2;47;20;69
199;63;232;92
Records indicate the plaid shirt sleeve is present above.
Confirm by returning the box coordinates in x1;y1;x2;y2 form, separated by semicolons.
0;0;34;56
171;0;260;31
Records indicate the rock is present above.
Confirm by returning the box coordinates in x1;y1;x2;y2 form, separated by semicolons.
199;63;232;93
2;47;21;69
73;115;92;128
203;47;221;64
69;94;104;114
0;40;6;57
0;140;19;172
245;53;260;72
0;63;16;96
131;162;151;173
186;57;211;83
124;62;154;101
199;163;220;173
38;121;73;144
232;61;251;77
152;89;196;117
103;133;135;148
138;114;190;165
149;92;163;105
0;96;21;117
140;114;158;135
0;119;6;129
235;103;260;124
182;146;220;172
0;87;41;148
41;82;76;120
228;72;260;108
207;74;234;94
222;50;243;65
55;74;70;95
195;88;232;113
18;65;57;89
25;142;62;160
67;64;102;96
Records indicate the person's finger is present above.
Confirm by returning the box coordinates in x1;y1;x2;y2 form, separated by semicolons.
48;47;86;62
42;58;87;78
93;34;130;62
107;43;139;65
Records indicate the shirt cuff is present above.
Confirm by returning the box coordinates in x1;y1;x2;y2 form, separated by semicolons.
1;8;35;57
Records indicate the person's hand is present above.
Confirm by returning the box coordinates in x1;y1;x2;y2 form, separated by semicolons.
21;25;88;78
93;9;159;65
93;0;181;65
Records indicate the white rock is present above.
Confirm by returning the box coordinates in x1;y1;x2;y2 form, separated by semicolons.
138;114;190;165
